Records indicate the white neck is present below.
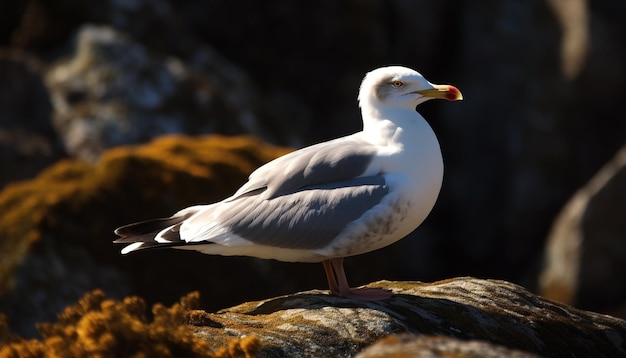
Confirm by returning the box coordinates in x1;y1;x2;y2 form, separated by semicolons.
361;105;422;145
360;103;443;184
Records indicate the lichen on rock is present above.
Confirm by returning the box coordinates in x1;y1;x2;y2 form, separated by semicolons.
0;290;260;358
1;278;625;357
0;134;291;336
185;278;626;357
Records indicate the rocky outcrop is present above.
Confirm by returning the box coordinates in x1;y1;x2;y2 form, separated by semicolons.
4;278;622;357
540;144;626;316
45;25;294;162
187;278;625;357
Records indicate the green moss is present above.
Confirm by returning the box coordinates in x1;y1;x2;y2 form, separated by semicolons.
0;291;261;358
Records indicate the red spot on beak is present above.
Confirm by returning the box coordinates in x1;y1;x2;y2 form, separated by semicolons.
446;86;462;101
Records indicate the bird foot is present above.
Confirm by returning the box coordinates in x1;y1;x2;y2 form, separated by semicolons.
323;258;393;300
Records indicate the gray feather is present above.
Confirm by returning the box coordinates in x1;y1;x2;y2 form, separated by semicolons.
234;136;377;199
203;175;388;249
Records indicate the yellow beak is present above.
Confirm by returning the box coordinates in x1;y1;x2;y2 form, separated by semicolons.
414;84;463;101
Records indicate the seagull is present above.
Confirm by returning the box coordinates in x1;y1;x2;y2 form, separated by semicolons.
114;66;462;300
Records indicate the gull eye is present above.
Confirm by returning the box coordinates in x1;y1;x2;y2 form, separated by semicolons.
391;80;404;88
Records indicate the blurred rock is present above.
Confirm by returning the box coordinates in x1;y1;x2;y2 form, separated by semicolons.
547;0;589;80
539;144;626;317
0;135;296;336
0;50;63;189
190;278;626;357
431;0;626;286
46;25;294;162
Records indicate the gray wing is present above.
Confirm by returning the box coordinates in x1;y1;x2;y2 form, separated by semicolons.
115;134;384;254
183;174;389;249
232;134;378;200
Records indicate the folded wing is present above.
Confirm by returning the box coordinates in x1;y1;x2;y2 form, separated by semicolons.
114;134;388;257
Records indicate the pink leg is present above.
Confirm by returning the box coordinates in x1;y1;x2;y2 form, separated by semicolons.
323;260;340;294
322;258;392;300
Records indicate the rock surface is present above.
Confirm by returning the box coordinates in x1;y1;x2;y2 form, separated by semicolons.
45;24;293;162
2;278;623;357
187;278;625;357
0;289;262;358
540;144;626;316
355;334;539;358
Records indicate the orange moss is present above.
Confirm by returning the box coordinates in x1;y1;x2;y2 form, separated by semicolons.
214;335;261;358
0;290;261;358
0;134;291;295
0;160;93;295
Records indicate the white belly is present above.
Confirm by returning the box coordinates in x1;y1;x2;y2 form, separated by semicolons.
314;169;443;259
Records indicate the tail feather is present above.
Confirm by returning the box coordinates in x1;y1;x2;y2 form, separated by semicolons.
113;232;166;244
120;241;178;254
114;215;191;238
114;212;196;254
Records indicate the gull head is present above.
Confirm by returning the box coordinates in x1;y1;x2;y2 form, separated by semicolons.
358;66;463;111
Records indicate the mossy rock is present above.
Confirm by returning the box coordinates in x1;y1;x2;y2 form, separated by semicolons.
0;134;300;335
0;290;261;357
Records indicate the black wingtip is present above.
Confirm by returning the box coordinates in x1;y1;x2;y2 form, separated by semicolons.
114;217;174;236
113;212;194;239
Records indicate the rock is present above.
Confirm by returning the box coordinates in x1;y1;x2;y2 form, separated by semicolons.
46;25;293;162
2;278;624;357
0;290;262;358
540;144;626;317
355;334;539;358
187;278;625;357
435;0;626;286
0;134;293;337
